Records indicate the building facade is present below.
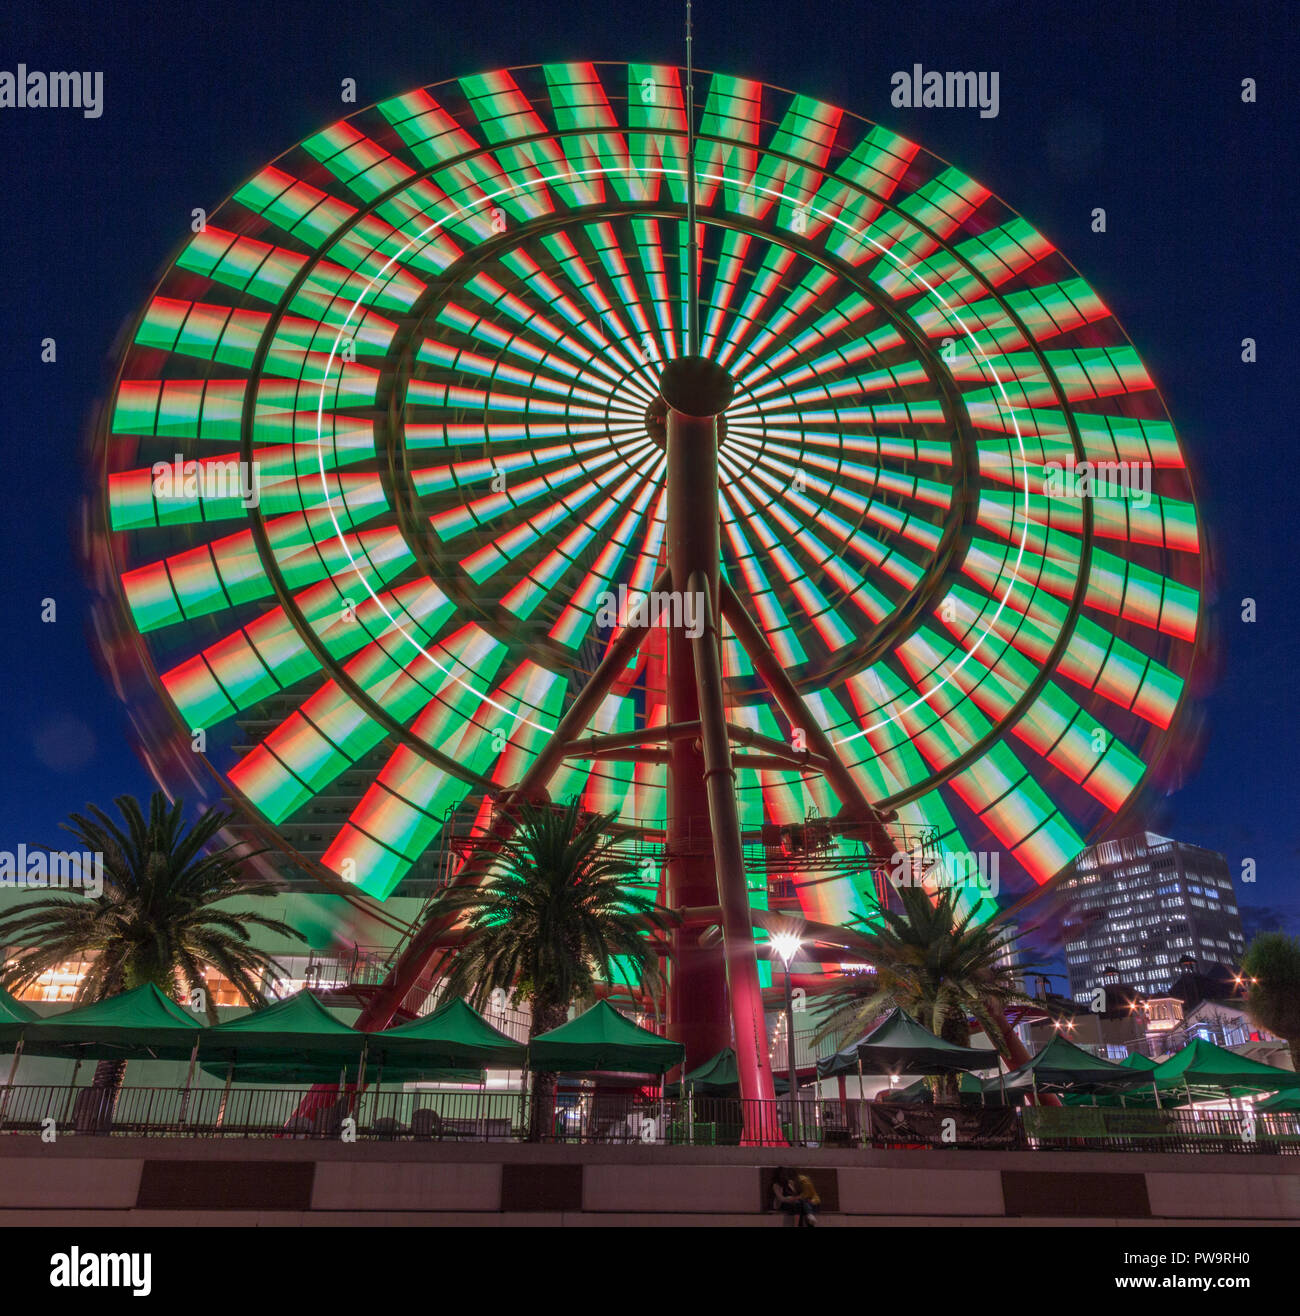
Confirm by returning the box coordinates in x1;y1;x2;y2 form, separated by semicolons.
1059;832;1246;1004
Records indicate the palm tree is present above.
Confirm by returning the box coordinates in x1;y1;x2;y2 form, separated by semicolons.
0;792;305;1097
1240;932;1300;1068
814;882;1037;1100
437;799;676;1140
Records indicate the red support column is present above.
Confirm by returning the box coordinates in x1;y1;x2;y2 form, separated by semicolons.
663;385;729;1073
660;358;776;1122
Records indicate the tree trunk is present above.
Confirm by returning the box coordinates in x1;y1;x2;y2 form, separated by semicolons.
526;999;570;1143
78;1058;126;1134
936;1015;971;1105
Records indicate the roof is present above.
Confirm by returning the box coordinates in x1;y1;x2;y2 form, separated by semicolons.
529;1000;684;1074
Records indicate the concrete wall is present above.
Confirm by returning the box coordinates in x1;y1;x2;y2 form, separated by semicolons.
1;1138;1297;1226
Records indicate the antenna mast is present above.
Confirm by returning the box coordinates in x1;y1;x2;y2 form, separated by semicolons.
685;0;701;357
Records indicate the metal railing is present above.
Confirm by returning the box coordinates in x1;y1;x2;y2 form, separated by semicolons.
3;1084;1298;1152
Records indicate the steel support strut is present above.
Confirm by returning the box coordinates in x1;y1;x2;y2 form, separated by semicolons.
687;567;778;1126
351;587;661;1032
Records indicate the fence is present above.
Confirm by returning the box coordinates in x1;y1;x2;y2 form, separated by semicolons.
2;1084;1298;1152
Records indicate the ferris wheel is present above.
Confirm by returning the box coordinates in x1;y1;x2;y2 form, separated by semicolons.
93;60;1203;1099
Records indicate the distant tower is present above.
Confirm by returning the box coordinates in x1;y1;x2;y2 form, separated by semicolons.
1059;833;1245;1004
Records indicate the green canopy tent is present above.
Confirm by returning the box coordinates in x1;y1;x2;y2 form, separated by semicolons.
198;990;371;1128
16;983;205;1062
375;997;526;1072
991;1035;1149;1098
339;996;526;1087
1120;1051;1160;1071
0;986;42;1109
1151;1037;1300;1101
199;990;368;1079
201;990;363;1061
528;1002;684;1144
664;1048;790;1097
206;1058;483;1085
816;1008;1002;1081
1056;1051;1166;1107
6;984;208;1131
1253;1089;1300;1113
529;1000;684;1074
200;996;525;1085
0;983;37;1037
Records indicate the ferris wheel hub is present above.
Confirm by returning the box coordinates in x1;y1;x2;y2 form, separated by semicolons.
657;355;735;418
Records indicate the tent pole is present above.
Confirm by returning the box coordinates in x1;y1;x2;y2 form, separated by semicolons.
1151;1079;1162;1111
178;1036;200;1128
62;1052;83;1126
4;1035;25;1089
354;1040;369;1122
857;1054;865;1147
517;1060;528;1139
0;1034;24;1131
216;1060;234;1131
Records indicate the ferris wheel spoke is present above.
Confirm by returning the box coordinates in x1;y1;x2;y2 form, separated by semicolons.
441;443;655;587
732;430;953;524
727;461;903;626
499;462;663;619
712;245;798;373
719;466;857;653
319;650;549;897
415;334;632;411
727;268;839;385
121;520;412;637
228;617;503;835
167;574;454;726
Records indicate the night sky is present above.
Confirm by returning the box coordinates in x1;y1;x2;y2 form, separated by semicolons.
1;0;1295;961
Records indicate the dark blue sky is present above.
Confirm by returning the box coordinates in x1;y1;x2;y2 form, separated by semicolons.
0;0;1295;953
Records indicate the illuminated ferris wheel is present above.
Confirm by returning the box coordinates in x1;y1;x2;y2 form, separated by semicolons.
93;60;1203;1098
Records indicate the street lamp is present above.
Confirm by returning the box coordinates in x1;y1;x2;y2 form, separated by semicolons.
770;931;802;1135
